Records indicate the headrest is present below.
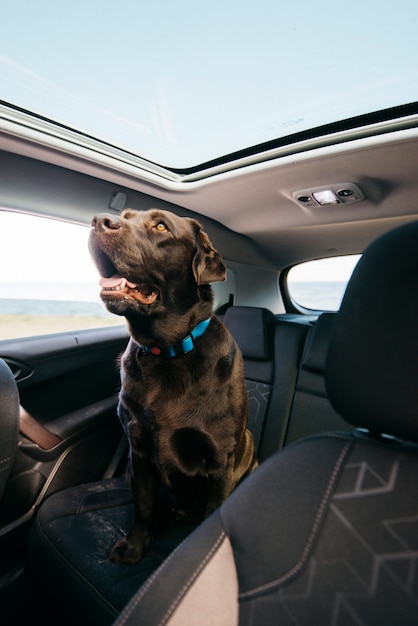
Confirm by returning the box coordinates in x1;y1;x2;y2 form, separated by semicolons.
300;313;336;373
326;221;418;442
223;306;274;360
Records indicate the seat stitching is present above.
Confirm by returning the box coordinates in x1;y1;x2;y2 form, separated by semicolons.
115;530;226;626
239;441;352;599
159;531;227;626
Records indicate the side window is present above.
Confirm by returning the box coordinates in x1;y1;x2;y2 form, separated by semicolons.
286;255;361;311
0;211;122;340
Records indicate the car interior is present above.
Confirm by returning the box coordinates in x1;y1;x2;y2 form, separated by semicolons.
1;1;418;624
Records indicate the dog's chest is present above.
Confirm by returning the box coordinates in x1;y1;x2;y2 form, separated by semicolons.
120;335;245;465
122;385;225;481
124;347;212;406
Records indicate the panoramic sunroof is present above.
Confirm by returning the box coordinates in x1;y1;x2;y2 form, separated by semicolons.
1;0;417;170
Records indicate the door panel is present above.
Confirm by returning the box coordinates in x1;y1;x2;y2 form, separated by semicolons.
0;325;129;537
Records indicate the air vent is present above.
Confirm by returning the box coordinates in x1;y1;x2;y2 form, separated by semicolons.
293;183;365;207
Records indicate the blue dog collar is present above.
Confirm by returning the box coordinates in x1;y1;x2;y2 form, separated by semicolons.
139;317;212;357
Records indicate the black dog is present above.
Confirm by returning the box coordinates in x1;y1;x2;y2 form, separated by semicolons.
89;208;257;564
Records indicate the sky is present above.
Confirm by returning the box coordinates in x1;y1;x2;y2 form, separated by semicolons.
0;212;99;284
1;0;417;168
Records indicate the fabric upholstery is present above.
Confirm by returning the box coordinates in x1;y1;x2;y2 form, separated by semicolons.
165;534;238;626
300;312;335;373
258;318;309;458
223;306;275;451
223;306;275;361
29;477;197;625
115;431;418;626
284;312;350;445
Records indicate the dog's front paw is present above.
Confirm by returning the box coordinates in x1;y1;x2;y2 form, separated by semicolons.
108;535;147;565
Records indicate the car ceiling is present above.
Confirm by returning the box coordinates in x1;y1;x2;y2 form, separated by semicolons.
1;114;418;271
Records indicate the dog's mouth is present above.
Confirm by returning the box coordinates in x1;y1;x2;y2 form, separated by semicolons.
89;237;159;307
99;274;159;305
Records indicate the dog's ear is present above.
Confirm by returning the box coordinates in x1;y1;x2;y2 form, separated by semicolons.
191;223;227;285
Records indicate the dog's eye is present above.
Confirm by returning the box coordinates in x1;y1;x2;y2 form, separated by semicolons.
155;221;168;232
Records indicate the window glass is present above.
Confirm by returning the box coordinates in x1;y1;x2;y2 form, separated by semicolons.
2;1;417;169
287;255;361;311
0;211;122;340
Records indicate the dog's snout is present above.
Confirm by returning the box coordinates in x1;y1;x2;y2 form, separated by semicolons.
91;213;122;232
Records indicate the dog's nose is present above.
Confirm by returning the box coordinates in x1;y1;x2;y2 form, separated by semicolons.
91;213;122;232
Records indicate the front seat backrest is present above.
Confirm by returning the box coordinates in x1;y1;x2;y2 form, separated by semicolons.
0;359;19;501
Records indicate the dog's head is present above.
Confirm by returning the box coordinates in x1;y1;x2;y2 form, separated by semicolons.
88;208;226;320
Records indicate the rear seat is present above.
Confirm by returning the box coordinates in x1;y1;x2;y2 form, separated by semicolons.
222;306;313;459
222;306;276;450
225;308;349;458
281;312;352;446
256;315;312;459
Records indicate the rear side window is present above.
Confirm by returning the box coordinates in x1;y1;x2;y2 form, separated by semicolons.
287;255;361;311
0;211;122;340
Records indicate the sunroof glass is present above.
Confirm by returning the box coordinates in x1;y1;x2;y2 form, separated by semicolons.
1;0;417;169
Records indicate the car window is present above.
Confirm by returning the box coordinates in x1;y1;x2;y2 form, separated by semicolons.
287;255;361;311
0;211;122;340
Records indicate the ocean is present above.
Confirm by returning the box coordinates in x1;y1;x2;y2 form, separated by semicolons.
0;282;111;317
0;281;347;315
288;281;347;311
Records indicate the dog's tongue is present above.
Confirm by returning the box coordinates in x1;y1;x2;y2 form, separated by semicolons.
99;274;158;304
99;275;137;289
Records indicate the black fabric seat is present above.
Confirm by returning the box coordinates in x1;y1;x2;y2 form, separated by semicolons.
257;314;310;459
221;305;312;458
110;220;418;626
222;305;275;452
283;312;352;445
27;306;278;626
